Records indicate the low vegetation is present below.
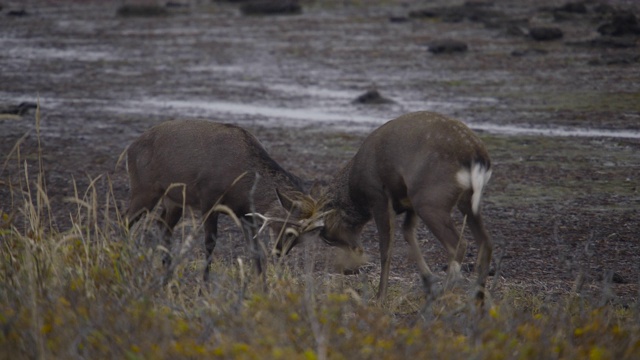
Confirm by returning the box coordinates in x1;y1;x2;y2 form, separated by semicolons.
1;120;639;359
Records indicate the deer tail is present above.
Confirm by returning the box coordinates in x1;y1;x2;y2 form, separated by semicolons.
470;162;492;215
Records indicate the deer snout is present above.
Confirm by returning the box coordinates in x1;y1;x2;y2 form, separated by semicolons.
273;227;299;256
334;244;367;275
319;226;361;252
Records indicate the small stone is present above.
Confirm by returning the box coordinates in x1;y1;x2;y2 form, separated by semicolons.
597;11;640;36
529;27;564;41
427;39;468;54
0;102;38;115
352;89;395;105
511;48;548;57
570;37;636;49
165;1;190;8
7;9;28;17
389;15;409;23
240;1;302;16
556;2;587;14
116;5;168;17
612;272;626;284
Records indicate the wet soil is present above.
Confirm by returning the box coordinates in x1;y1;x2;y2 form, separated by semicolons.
1;0;639;305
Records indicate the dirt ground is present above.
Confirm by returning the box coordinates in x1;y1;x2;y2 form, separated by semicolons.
1;0;639;305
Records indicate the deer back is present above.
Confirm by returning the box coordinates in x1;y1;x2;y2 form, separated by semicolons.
347;112;490;212
127;120;303;216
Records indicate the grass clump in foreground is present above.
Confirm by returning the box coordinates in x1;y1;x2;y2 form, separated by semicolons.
1;119;640;359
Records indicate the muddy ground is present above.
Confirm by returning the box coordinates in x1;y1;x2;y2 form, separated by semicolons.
1;0;639;306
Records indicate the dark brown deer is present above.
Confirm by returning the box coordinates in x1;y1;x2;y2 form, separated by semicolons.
126;120;324;280
320;111;493;302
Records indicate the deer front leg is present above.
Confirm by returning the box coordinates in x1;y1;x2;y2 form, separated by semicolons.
241;219;265;276
373;198;395;302
156;204;182;286
203;213;219;282
159;204;182;266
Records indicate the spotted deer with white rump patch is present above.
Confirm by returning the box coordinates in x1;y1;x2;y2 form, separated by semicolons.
320;111;493;302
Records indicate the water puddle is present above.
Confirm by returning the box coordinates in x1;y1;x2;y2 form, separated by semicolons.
112;98;640;139
471;123;640;139
5;46;117;62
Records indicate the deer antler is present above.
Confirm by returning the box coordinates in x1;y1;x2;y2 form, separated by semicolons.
245;209;333;238
245;212;273;238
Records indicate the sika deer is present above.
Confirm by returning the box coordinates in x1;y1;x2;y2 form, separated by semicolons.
320;111;493;302
126;120;323;280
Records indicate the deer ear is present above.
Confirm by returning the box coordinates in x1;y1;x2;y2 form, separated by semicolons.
275;188;298;210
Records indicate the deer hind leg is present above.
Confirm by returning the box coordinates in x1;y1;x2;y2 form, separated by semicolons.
402;210;438;296
414;192;466;289
457;192;492;302
372;198;395;302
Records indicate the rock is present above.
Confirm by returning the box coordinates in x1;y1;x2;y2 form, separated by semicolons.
588;54;640;66
569;36;637;49
612;272;627;284
501;20;529;36
552;2;588;21
7;9;28;17
240;1;302;16
165;1;190;8
116;5;168;17
463;1;495;7
597;270;628;284
593;4;616;16
529;27;564;41
0;102;38;116
352;89;394;105
441;263;496;276
427;39;468;54
389;15;409;23
597;11;640;36
556;2;588;14
409;7;464;22
409;3;505;25
511;48;548;57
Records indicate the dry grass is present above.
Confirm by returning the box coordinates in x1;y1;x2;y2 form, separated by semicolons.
1;115;639;359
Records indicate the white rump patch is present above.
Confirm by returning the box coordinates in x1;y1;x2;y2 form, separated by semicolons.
456;168;472;190
457;163;492;215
